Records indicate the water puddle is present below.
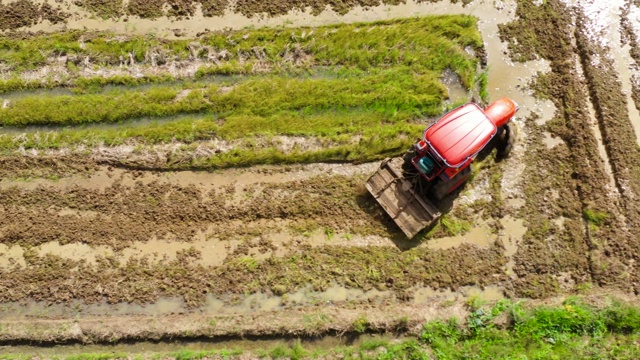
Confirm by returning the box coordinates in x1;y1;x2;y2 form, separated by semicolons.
542;131;564;148
441;68;469;105
0;244;26;268
120;234;237;267
427;221;495;250
301;285;391;304
500;216;526;278
38;241;113;266
412;285;503;304
412;287;457;304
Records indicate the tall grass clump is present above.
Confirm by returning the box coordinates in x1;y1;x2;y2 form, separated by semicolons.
417;298;640;359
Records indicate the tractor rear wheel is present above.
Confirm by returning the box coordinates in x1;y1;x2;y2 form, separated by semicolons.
431;165;472;201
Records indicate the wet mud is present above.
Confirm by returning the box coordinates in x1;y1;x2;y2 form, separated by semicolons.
0;162;509;307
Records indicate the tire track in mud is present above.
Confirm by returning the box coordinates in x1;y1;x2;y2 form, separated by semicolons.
620;0;640;141
509;1;640;291
498;0;627;297
571;4;640;291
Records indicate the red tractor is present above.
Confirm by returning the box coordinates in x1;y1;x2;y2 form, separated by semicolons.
365;98;519;238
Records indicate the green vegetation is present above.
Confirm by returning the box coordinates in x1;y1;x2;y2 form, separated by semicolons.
422;212;473;239
583;208;608;227
0;72;446;127
0;15;484;168
440;215;472;236
0;16;481;74
352;315;370;333
5;298;640;359
419;298;640;359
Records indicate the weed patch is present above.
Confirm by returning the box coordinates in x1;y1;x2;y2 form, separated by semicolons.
419;298;640;359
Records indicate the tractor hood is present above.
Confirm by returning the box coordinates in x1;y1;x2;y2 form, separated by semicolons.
423;103;497;168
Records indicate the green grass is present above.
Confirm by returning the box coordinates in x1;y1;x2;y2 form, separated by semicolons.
6;299;640;359
418;298;640;359
0;69;446;127
583;208;608;227
352;315;370;333
0;15;485;168
0;16;481;76
64;354;130;360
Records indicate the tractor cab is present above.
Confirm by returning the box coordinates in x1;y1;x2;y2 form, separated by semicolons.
410;99;518;184
410;103;495;183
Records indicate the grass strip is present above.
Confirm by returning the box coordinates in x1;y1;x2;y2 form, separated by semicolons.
0;69;445;127
5;298;640;359
0;16;481;81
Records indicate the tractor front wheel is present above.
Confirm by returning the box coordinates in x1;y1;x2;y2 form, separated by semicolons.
496;123;516;159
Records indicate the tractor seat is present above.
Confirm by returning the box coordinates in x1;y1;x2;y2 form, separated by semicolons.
418;156;435;175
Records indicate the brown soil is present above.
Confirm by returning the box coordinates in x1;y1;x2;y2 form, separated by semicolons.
0;161;507;307
0;0;457;29
0;0;40;31
126;0;165;18
0;167;386;250
0;156;99;179
0;0;69;30
499;0;640;297
40;2;71;24
74;0;123;18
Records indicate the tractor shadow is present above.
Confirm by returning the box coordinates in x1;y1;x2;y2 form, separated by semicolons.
356;181;459;251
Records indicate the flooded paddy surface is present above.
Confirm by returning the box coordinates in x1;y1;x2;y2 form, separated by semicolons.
2;0;640;354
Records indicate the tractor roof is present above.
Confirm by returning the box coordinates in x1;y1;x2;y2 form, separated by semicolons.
423;103;497;167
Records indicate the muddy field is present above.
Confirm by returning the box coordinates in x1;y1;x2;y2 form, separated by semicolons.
1;0;640;356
